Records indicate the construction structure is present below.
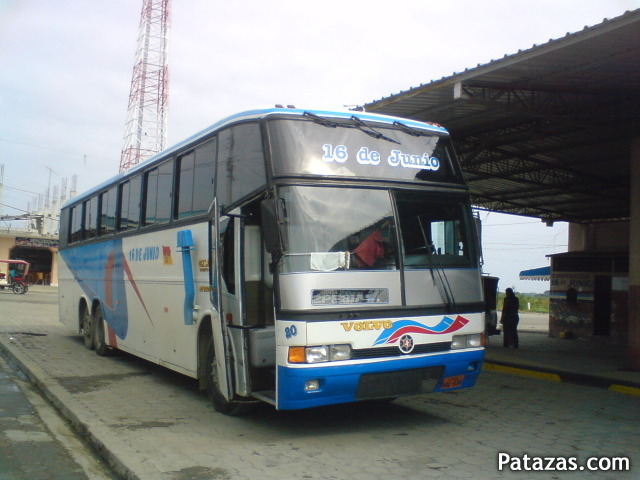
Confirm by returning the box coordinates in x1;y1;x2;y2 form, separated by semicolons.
0;170;75;286
119;0;171;173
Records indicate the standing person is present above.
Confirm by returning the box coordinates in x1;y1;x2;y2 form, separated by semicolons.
501;288;520;348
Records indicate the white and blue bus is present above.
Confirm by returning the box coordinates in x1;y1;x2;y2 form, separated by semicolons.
58;107;485;414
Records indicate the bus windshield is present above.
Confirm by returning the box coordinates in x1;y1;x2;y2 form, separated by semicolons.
266;117;463;185
394;191;476;269
279;186;397;273
278;186;476;274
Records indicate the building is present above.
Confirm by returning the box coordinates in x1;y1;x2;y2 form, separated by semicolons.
0;232;59;286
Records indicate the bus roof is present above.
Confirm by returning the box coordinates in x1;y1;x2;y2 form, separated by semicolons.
63;107;450;209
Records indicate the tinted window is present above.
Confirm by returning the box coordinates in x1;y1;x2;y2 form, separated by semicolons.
119;176;141;231
70;205;83;243
144;160;173;226
177;151;195;219
267;118;462;184
176;140;216;219
192;141;216;215
84;197;98;240
100;186;117;235
217;123;265;207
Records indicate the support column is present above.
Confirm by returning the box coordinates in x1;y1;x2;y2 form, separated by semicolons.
628;139;640;369
49;247;59;286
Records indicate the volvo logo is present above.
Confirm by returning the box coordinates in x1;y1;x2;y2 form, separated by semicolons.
398;334;415;354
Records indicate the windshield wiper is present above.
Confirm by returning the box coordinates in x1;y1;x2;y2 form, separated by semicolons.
392;120;436;137
304;112;401;145
350;116;400;144
303;112;401;145
417;216;457;313
303;111;339;128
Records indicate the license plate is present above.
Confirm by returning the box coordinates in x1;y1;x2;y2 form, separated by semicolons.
441;375;464;389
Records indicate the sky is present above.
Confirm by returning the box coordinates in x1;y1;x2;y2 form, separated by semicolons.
1;0;638;293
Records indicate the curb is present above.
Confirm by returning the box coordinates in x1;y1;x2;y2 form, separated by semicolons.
0;337;140;480
483;361;640;397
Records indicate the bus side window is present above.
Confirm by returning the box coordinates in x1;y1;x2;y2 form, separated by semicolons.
69;205;83;243
176;151;195;219
100;186;117;236
119;175;142;231
176;140;216;219
84;197;98;240
217;124;265;207
193;141;216;215
144;160;173;226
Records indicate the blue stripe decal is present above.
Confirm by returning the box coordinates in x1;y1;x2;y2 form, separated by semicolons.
59;240;129;339
177;230;195;326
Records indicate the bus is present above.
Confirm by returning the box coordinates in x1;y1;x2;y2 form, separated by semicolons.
58;107;486;414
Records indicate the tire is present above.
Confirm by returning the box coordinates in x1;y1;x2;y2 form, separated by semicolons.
12;283;26;295
204;338;252;415
93;305;113;356
81;306;95;350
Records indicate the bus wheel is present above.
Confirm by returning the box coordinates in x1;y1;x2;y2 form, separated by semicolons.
93;305;113;357
82;307;95;350
204;339;252;416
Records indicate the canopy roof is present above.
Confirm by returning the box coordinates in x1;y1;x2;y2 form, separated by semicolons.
365;10;640;223
519;266;551;281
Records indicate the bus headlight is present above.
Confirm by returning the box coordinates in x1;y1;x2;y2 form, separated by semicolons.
288;345;352;363
451;333;485;349
305;346;329;363
329;344;352;361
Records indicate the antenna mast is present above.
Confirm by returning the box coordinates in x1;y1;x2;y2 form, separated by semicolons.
119;0;171;173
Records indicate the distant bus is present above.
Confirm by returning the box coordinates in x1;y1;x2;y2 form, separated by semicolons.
58;107;485;414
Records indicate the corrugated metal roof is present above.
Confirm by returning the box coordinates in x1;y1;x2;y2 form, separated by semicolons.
365;10;640;223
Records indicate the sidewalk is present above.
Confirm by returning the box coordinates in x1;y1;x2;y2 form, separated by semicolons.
0;294;639;480
484;314;640;396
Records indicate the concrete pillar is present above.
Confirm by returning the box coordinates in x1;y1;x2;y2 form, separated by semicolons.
567;223;585;251
629;139;640;370
50;248;59;286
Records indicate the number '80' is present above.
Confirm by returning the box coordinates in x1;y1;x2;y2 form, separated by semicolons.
285;325;298;339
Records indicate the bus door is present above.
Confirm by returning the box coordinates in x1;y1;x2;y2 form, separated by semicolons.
217;212;252;398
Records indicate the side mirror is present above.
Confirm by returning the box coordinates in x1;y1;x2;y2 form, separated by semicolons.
261;198;287;255
473;213;484;266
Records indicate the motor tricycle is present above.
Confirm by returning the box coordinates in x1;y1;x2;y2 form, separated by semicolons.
0;259;30;294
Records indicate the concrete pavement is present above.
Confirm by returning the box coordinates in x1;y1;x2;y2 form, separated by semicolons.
0;352;93;480
484;313;640;396
1;287;639;480
0;303;119;480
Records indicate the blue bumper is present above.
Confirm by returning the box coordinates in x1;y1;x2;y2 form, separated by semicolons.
276;349;484;410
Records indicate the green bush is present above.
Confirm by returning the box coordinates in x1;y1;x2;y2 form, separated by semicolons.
497;293;549;314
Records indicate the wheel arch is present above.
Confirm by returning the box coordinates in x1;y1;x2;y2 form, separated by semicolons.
196;315;213;390
90;298;103;316
78;297;91;333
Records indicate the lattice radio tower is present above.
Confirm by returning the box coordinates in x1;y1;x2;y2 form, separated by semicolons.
119;0;171;173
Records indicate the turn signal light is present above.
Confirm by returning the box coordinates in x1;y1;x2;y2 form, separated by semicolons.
288;346;306;363
288;344;352;364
